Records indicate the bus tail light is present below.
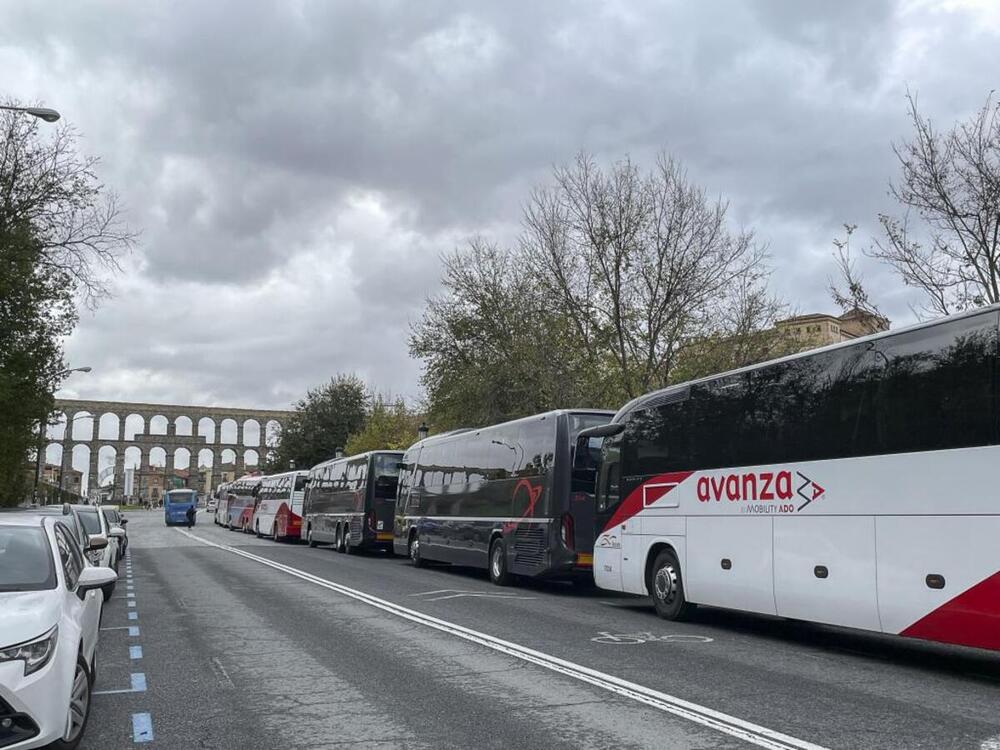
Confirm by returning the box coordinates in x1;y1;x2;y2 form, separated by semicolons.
560;513;574;550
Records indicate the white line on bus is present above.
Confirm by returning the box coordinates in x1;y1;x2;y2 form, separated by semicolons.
177;528;828;750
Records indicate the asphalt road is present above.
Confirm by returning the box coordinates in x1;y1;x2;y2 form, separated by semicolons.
81;510;1000;750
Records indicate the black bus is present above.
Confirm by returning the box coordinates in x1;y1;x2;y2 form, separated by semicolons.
392;409;614;585
303;451;404;553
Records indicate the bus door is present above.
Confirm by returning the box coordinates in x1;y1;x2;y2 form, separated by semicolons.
591;427;624;590
372;454;402;543
571;433;604;567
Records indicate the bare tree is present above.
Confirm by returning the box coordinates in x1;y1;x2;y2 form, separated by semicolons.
1;102;135;306
871;92;1000;316
829;223;886;333
520;152;769;399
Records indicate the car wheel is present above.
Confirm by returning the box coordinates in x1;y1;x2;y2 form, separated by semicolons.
650;549;694;621
409;533;425;568
307;528;318;548
489;538;513;586
101;582;115;602
49;654;92;750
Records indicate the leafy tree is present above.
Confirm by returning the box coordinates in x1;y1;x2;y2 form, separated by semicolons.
345;394;422;454
0;225;76;505
410;238;602;430
267;374;367;471
871;92;1000;316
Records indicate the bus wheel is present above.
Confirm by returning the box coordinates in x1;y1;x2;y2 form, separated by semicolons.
307;528;318;548
409;533;425;568
255;523;262;539
489;538;512;586
334;525;344;553
650;549;694;621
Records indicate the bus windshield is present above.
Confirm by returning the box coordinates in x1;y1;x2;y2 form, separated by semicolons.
568;413;613;441
165;490;197;507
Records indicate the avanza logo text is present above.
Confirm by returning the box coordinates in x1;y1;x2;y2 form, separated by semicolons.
696;471;825;512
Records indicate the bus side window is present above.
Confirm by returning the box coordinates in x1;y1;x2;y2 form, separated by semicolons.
596;433;622;513
572;434;602;495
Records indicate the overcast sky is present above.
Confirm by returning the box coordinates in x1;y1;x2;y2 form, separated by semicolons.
4;0;1000;411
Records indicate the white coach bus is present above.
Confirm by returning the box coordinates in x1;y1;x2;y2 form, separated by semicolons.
251;470;309;541
577;305;1000;651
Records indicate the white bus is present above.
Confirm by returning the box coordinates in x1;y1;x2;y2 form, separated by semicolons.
579;305;1000;652
251;470;309;541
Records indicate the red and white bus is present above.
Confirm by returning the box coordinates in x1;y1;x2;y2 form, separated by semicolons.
580;306;1000;651
251;470;309;541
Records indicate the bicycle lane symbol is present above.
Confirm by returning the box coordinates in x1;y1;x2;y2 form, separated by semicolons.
591;631;714;645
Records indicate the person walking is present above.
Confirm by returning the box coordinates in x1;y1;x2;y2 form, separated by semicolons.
185;504;196;528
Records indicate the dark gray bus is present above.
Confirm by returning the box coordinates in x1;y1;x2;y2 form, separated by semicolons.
392;409;614;585
303;451;404;553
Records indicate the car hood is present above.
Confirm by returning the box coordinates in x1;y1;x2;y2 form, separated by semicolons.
0;591;60;648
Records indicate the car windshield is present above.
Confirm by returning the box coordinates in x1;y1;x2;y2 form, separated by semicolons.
78;510;102;535
0;526;56;592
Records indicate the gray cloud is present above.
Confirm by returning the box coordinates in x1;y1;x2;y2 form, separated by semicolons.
3;0;999;409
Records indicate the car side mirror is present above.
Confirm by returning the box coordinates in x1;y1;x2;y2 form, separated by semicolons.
120;518;128;525
108;526;126;539
87;534;109;551
77;566;117;600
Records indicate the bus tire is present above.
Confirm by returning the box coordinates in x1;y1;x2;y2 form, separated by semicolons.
650;549;694;621
307;528;318;548
255;523;262;539
489;538;513;586
334;525;344;553
409;533;425;568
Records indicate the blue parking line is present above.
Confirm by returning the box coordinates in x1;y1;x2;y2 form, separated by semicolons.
129;626;140;636
132;713;154;743
127;600;136;608
130;645;143;660
131;673;147;692
128;612;138;620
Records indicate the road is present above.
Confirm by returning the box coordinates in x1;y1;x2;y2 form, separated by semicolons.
82;510;1000;749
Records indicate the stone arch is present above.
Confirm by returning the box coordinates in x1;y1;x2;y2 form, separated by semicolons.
124;414;145;441
98;445;117;488
242;419;260;447
198;448;215;469
220;448;237;466
149;446;167;467
45;443;63;469
175;416;193;437
71;412;94;441
124;446;142;469
71;444;90;494
219;418;238;445
174;447;191;471
47;412;67;441
198;417;216;444
244;449;259;467
98;412;120;441
149;415;169;436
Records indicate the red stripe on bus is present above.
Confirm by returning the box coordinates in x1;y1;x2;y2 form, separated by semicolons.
603;471;694;532
900;570;1000;651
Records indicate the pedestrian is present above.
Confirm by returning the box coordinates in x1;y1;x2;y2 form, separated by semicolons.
185;504;196;528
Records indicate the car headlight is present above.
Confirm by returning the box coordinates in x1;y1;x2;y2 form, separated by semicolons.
0;625;58;676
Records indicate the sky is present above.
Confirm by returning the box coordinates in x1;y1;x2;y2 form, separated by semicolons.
3;0;1000;412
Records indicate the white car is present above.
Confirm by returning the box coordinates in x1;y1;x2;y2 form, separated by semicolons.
0;513;116;749
72;506;124;600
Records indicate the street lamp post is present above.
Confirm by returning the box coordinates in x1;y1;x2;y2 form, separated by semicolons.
417;422;429;441
0;104;61;123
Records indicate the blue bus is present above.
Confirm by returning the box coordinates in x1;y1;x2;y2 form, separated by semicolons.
164;489;198;526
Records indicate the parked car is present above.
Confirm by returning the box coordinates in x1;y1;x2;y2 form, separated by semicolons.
99;506;128;556
23;505;91;560
0;513;116;749
73;506;124;600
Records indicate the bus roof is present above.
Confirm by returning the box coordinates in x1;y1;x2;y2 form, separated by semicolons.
407;409;616;451
617;303;1000;419
309;449;404;472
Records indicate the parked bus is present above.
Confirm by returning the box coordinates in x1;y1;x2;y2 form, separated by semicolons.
393;409;614;585
303;451;403;552
222;476;262;532
163;489;197;526
251;470;309;541
580;306;1000;652
213;482;231;526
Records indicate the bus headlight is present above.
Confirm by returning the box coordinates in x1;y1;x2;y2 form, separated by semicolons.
0;626;58;675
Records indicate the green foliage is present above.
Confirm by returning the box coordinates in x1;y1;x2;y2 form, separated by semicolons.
410;239;607;431
345;394;422;455
0;225;76;505
266;374;367;471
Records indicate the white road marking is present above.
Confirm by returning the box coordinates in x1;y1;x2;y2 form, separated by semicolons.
410;588;536;601
177;529;828;750
981;736;1000;750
